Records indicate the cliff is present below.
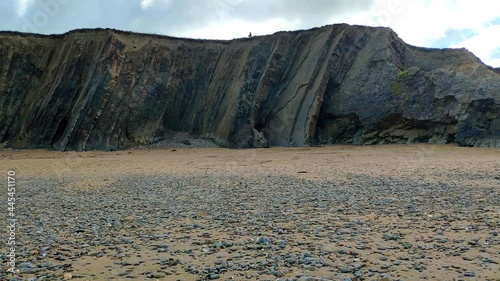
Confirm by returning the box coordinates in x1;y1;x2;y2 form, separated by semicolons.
0;24;499;150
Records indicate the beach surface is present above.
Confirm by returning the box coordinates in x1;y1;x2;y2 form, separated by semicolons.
1;145;499;280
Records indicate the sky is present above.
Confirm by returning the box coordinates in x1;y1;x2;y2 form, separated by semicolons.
1;0;499;67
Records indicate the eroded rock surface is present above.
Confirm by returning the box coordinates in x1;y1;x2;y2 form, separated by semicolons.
0;24;499;150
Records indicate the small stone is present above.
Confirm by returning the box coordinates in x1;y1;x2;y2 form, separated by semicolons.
481;258;496;264
303;264;316;271
256;236;270;244
53;269;64;277
337;228;353;235
463;272;475;277
63;273;72;280
149;271;166;278
274;270;285;277
339;266;352;273
401;242;413;249
18;262;35;269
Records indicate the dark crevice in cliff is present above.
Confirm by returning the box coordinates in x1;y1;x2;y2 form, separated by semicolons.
52;116;69;145
315;112;362;144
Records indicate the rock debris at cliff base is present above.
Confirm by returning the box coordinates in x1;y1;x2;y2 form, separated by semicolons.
0;145;498;281
0;24;499;150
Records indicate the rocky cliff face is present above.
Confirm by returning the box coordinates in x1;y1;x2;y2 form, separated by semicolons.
0;24;499;150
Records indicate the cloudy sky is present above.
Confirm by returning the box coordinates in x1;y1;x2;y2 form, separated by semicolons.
1;0;499;67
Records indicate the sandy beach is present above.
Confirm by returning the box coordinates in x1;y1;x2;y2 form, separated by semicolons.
1;145;499;281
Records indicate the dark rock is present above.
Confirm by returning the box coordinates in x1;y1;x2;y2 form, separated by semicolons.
339;266;352;273
463;271;475;277
0;25;498;150
18;262;35;269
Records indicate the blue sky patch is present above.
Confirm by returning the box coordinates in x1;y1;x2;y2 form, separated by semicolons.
491;48;500;59
487;17;500;26
431;29;479;48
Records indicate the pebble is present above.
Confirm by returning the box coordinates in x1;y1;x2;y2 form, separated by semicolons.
149;271;166;278
18;262;34;269
5;165;498;280
463;272;476;277
339;266;352;273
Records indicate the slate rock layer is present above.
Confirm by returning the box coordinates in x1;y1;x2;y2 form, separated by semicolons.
0;24;498;150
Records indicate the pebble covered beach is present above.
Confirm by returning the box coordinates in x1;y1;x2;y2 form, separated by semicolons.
1;144;499;281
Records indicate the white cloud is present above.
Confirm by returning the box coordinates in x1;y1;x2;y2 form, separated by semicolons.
488;58;500;68
451;24;500;67
178;18;295;40
5;0;500;67
140;0;154;9
376;0;500;67
167;0;500;67
347;0;497;46
16;0;34;16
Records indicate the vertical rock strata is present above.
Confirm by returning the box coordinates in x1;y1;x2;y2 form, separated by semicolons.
0;24;498;150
